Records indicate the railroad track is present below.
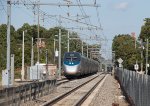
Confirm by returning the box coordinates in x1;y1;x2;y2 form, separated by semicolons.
41;73;105;106
57;77;67;81
57;79;70;86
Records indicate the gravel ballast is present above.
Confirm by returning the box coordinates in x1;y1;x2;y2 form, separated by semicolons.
89;74;129;106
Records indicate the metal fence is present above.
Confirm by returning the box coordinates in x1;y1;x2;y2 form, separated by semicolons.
115;68;150;106
0;79;56;106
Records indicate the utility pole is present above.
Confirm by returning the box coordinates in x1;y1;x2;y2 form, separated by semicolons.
141;39;143;72
58;15;61;78
146;39;149;75
131;32;139;72
6;0;11;86
58;28;61;78
54;39;56;63
67;31;70;52
31;37;34;66
54;35;58;64
11;54;14;85
21;31;25;81
82;41;83;55
87;44;88;58
37;3;40;63
46;49;48;64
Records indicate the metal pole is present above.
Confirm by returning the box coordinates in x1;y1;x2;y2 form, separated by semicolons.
22;31;25;80
58;15;62;78
46;49;48;64
146;39;148;75
46;49;48;76
135;35;136;49
67;31;69;52
141;39;143;72
134;34;138;70
54;39;55;63
11;54;14;85
58;28;61;78
37;3;40;63
87;44;88;58
6;0;11;86
82;41;83;55
31;37;34;66
90;52;92;59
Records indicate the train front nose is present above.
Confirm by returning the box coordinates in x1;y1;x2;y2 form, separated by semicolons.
65;65;78;74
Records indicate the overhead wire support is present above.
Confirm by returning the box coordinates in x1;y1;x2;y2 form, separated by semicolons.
0;0;7;13
61;16;102;30
11;1;101;28
10;2;100;7
65;27;100;30
77;15;89;21
77;0;98;36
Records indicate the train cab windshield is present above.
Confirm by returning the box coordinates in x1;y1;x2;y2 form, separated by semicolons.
64;52;81;65
64;52;80;62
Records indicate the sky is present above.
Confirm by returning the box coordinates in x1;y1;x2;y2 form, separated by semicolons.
0;0;150;60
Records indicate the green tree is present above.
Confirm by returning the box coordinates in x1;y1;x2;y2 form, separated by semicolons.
16;23;50;65
0;23;97;80
0;24;7;71
139;18;150;40
112;34;140;70
69;32;82;53
139;18;150;74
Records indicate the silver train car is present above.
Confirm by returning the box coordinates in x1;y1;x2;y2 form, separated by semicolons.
62;52;99;78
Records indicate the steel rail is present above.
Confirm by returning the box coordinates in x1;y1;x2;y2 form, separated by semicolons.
73;75;106;106
56;80;70;86
40;75;100;106
57;77;67;81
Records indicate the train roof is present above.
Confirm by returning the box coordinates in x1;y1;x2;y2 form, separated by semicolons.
64;52;98;63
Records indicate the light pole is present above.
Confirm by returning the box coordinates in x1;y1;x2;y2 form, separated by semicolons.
21;31;25;81
54;39;56;63
146;39;149;75
46;49;48;64
31;37;34;66
67;31;70;52
37;2;40;63
87;44;88;58
5;0;11;86
112;51;115;75
58;28;61;79
141;39;144;72
54;37;58;64
82;41;83;55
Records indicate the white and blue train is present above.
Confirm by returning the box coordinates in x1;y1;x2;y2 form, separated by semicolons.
63;52;99;78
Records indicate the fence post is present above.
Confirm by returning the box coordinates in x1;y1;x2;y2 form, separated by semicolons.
148;76;150;105
29;84;31;101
